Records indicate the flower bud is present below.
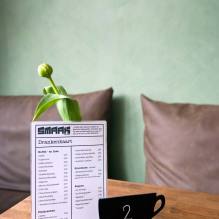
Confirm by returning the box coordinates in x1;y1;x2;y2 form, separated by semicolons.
38;63;53;78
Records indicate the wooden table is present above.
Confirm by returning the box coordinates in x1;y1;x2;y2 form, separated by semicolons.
1;179;219;219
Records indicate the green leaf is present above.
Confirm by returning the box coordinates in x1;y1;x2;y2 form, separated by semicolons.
43;85;68;95
57;98;81;121
55;86;82;121
41;85;82;121
56;86;67;95
32;93;73;121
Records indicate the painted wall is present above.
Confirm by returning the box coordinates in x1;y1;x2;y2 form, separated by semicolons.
1;0;219;183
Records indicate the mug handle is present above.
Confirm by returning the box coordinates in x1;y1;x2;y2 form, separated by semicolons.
153;195;165;216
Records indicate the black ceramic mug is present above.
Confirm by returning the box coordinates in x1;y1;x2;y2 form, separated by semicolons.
98;193;165;219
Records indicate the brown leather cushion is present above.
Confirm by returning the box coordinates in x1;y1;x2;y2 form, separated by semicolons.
0;88;113;191
141;94;219;194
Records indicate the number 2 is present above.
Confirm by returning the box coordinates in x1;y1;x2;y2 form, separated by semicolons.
122;205;132;219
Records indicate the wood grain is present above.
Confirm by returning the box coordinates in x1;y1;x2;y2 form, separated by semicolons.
1;179;219;219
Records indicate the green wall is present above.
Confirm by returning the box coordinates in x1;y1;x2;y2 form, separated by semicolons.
1;0;219;183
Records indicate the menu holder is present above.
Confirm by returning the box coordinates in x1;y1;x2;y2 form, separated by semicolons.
31;121;107;219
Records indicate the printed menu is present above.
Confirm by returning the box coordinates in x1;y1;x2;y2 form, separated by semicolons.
31;121;107;219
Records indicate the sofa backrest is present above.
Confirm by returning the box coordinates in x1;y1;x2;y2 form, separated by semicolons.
0;88;113;191
141;94;219;194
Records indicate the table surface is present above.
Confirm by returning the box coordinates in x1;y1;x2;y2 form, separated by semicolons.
1;179;219;219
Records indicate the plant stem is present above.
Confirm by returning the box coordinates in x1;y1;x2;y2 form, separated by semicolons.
48;77;59;94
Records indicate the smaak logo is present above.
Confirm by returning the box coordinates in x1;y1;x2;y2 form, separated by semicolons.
38;126;71;135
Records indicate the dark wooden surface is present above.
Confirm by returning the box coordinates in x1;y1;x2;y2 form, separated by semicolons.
1;179;219;218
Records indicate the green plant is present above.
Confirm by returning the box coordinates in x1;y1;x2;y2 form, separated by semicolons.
32;63;82;121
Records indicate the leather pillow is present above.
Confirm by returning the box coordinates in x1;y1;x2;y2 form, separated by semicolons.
0;87;113;191
141;94;219;194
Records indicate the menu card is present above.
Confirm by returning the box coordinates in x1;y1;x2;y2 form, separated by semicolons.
31;121;107;219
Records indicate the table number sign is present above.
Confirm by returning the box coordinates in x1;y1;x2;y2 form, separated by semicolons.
31;121;107;219
99;193;165;219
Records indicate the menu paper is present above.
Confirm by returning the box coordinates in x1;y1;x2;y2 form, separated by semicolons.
31;121;107;219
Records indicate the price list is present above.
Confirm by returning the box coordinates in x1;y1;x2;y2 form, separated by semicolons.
31;121;107;219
